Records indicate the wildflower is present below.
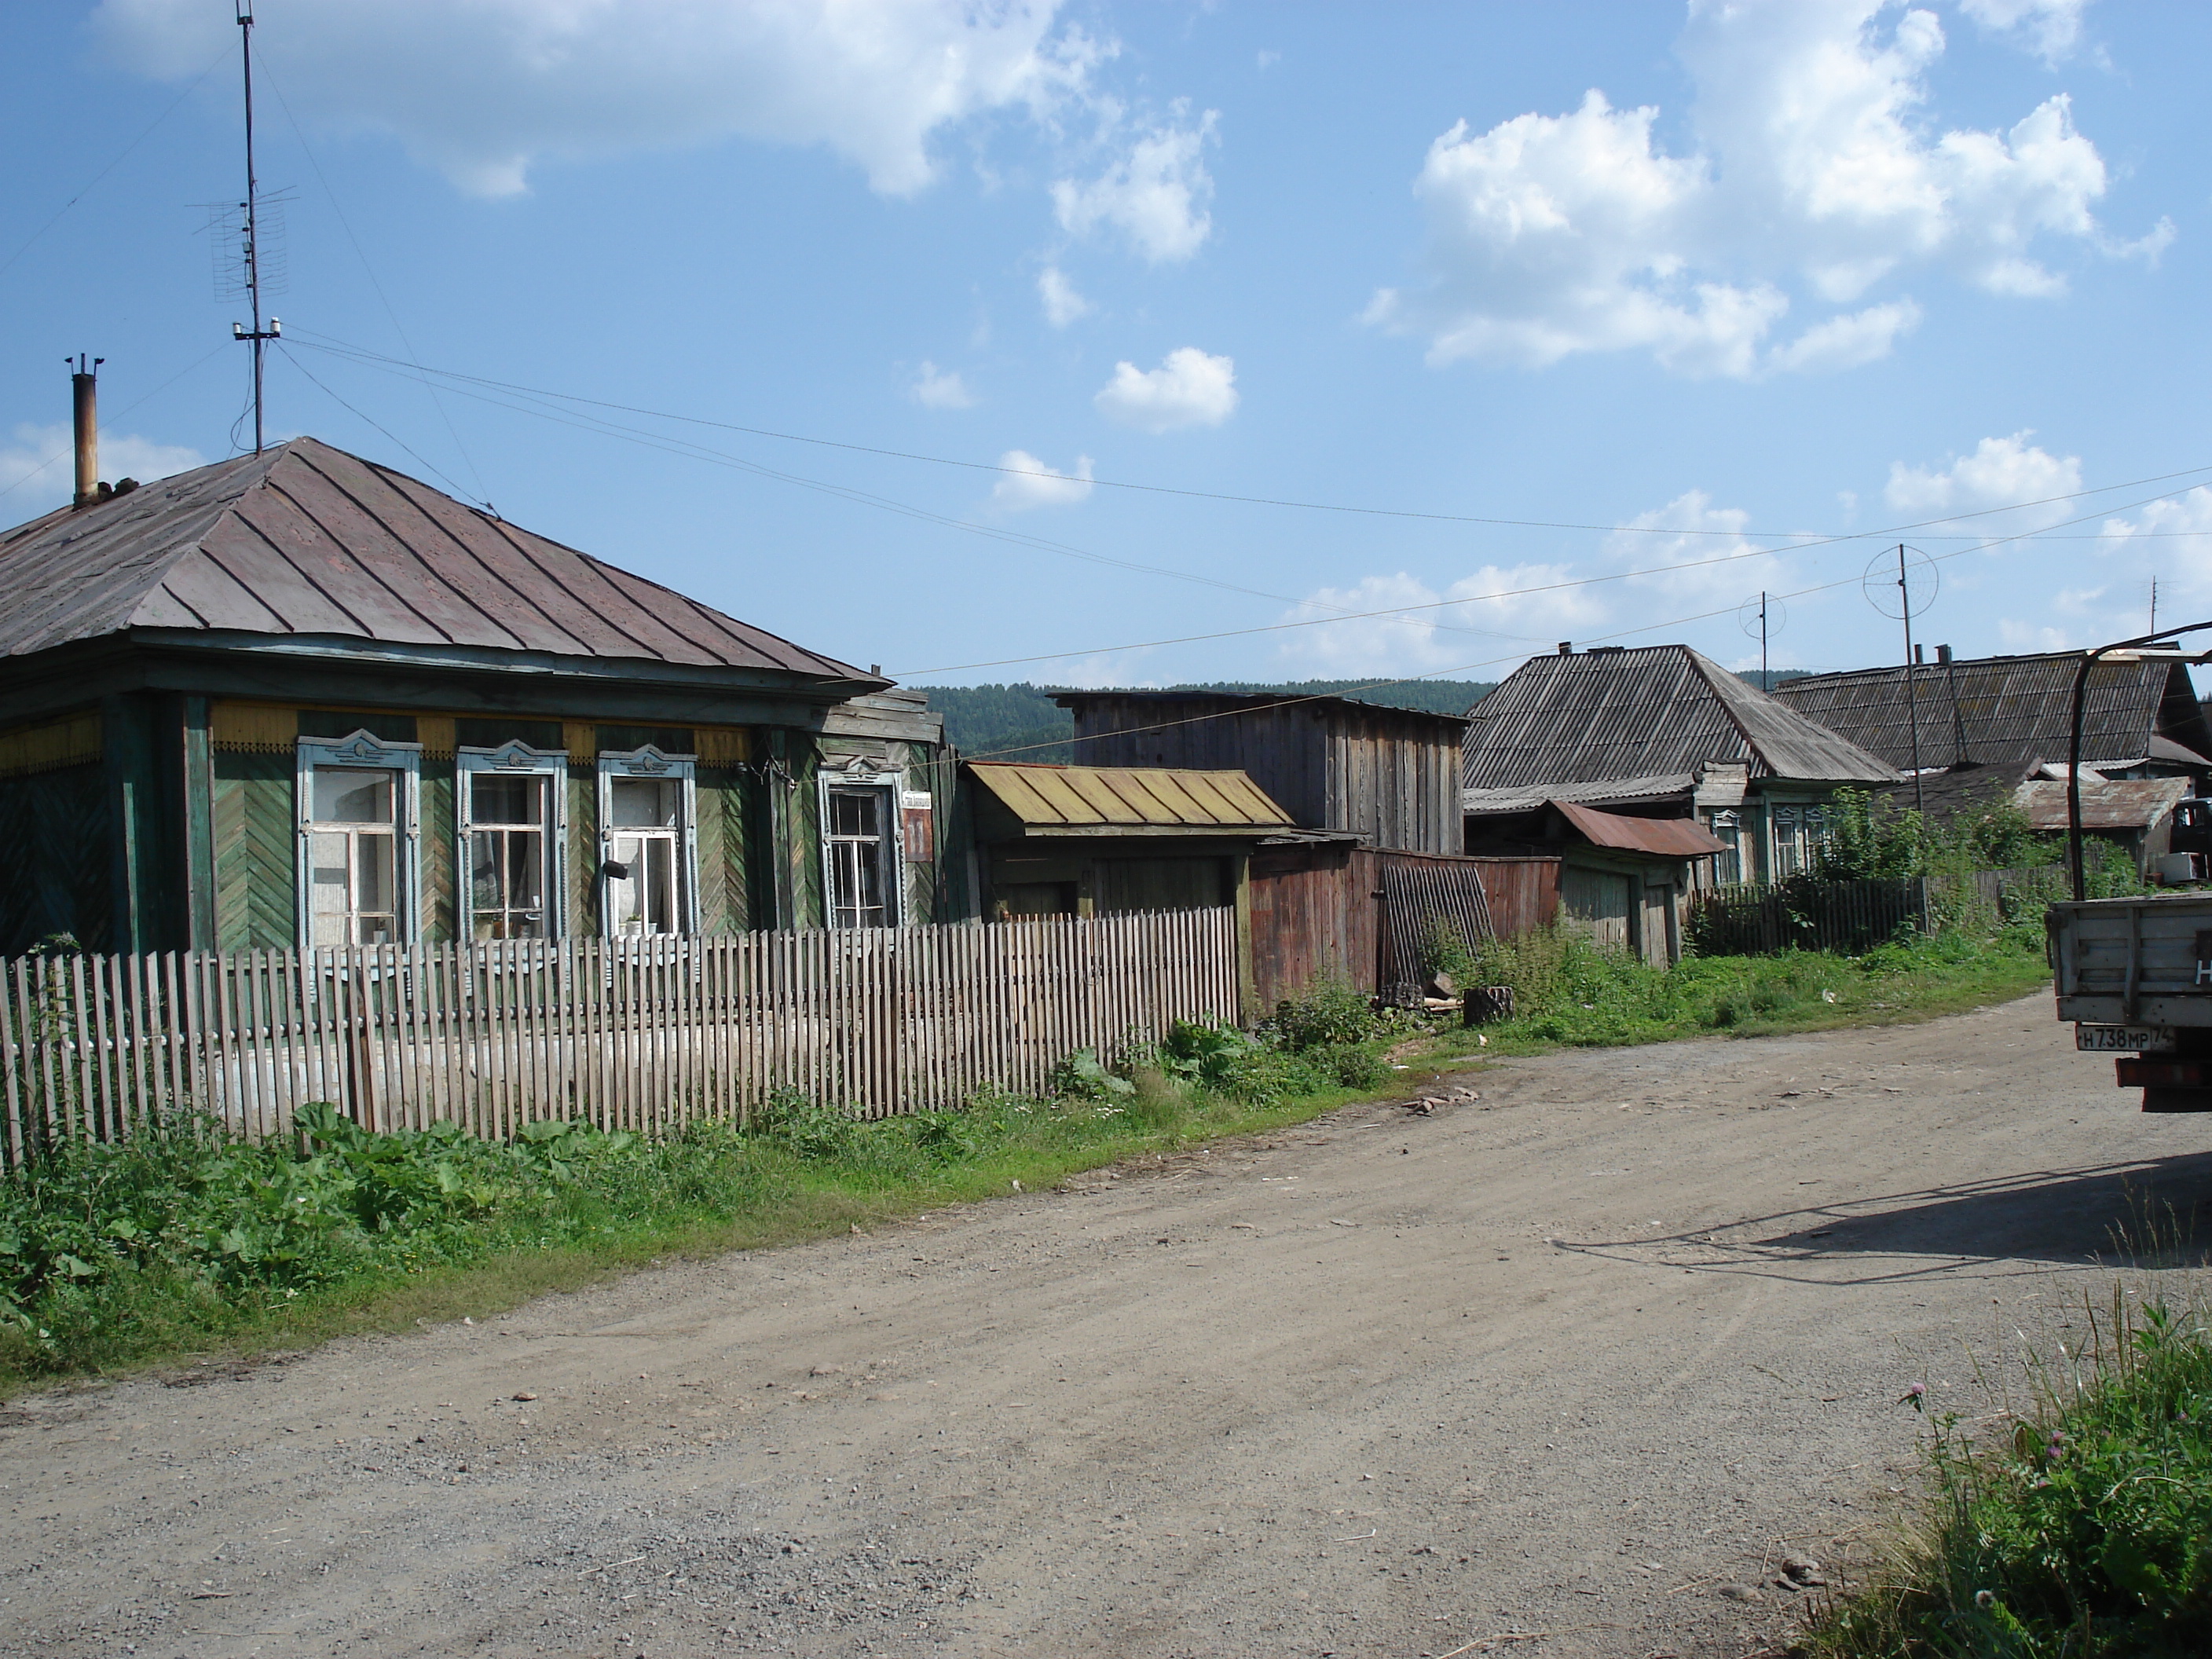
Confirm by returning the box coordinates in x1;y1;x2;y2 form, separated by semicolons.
1974;1589;1995;1610
1899;1382;1928;1412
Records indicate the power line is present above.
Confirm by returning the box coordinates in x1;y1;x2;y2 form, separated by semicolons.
284;328;2212;545
0;342;233;505
899;481;2210;680
0;49;229;284
279;345;488;506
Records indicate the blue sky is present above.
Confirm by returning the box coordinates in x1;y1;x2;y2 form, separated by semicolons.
3;1;2207;692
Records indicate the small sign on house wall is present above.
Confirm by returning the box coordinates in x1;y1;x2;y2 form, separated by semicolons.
901;789;934;862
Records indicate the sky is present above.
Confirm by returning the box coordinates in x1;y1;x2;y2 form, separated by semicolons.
2;0;2208;696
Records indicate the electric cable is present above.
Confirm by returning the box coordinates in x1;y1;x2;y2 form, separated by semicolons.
0;341;233;505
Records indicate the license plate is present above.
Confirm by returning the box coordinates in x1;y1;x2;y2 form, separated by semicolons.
2078;1025;2177;1053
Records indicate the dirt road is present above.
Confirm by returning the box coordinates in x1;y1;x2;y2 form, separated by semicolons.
4;994;2208;1659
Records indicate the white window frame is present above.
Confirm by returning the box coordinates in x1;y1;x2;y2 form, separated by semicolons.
596;745;699;937
456;741;569;941
296;730;423;947
1705;808;1743;886
819;767;904;929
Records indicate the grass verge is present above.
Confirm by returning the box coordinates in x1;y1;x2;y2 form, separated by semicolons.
1803;1287;2212;1657
0;928;2052;1397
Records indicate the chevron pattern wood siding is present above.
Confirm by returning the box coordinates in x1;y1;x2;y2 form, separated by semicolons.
421;769;456;943
695;767;753;933
567;769;596;936
0;764;110;952
214;752;295;950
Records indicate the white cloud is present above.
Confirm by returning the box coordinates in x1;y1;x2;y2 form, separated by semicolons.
1093;347;1237;432
1884;430;2082;537
0;423;204;519
2097;486;2212;606
1037;266;1091;328
1998;617;2072;651
910;361;974;409
1051;104;1217;263
1604;489;1796;610
1959;0;2088;66
990;448;1093;510
94;0;1097;198
1276;566;1608;674
1371;1;2153;379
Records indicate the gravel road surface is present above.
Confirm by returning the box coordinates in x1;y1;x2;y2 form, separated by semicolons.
4;992;2208;1659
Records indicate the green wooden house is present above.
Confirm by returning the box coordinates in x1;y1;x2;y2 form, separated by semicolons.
0;437;956;954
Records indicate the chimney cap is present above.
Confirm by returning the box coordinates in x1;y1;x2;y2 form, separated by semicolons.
1556;641;1572;655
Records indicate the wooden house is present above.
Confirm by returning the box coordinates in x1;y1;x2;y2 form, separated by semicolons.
0;437;955;954
1055;690;1465;854
1776;649;2212;782
1463;644;1899;887
1463;798;1727;965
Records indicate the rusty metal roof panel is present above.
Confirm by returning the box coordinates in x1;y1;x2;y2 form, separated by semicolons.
1463;772;1698;815
0;436;873;681
1463;646;1897;790
2016;777;2191;833
1553;798;1730;856
1777;652;2212;774
967;762;1296;831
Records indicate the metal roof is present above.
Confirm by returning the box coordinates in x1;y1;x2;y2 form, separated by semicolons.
1553;799;1730;856
0;437;873;682
2016;777;2192;833
966;762;1297;834
1462;646;1898;791
1776;652;2212;774
1463;772;1697;816
1055;687;1467;732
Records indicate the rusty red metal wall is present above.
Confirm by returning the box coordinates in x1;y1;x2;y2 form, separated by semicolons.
1470;855;1561;939
1247;848;1562;1012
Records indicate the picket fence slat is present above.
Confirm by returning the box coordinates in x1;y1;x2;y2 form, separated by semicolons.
0;910;1237;1165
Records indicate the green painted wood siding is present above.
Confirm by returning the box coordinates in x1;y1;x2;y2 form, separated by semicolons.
213;750;295;949
420;767;456;943
694;767;756;934
0;763;111;953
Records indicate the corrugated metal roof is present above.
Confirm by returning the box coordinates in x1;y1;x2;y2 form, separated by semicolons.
1554;799;1730;856
1463;772;1697;816
2016;777;2191;833
1462;646;1898;790
967;762;1297;832
1055;688;1466;732
1776;652;2212;774
0;437;873;681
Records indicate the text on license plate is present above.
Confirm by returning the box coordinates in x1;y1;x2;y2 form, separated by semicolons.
2077;1025;2177;1053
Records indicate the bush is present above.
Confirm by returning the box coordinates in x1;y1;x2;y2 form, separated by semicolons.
1810;1295;2212;1658
1265;976;1386;1051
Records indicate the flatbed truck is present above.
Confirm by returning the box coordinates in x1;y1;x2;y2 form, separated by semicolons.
2049;894;2212;1111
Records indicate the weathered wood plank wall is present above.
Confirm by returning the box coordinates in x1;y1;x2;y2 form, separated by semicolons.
0;910;1236;1163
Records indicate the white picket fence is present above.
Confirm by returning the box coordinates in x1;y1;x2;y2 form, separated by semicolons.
0;910;1237;1163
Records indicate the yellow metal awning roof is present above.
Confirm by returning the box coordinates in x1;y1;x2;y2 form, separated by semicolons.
966;762;1298;837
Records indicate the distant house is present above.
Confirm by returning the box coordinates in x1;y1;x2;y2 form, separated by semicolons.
1056;690;1465;854
0;437;954;954
1461;645;1898;885
1776;650;2212;782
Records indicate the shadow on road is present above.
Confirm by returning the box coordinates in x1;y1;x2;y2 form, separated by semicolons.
1560;1153;2212;1284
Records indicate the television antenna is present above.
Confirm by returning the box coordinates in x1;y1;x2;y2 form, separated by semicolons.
1862;545;1939;811
1737;591;1786;686
228;0;280;452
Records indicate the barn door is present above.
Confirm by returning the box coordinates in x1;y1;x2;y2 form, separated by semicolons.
1561;868;1632;955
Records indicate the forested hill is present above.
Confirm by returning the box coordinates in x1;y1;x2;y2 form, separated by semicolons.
921;679;1499;763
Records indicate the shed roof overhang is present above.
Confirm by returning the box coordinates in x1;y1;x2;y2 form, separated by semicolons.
1553;798;1730;856
967;761;1299;838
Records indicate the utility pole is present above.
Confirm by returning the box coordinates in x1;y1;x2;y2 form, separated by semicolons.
1899;544;1923;814
1758;591;1770;686
230;0;280;452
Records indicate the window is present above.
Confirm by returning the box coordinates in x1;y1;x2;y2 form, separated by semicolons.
598;747;698;937
458;742;568;940
1706;809;1743;885
297;731;421;947
825;785;896;928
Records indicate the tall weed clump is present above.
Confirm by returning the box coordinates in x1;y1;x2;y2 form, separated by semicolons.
1809;1291;2212;1658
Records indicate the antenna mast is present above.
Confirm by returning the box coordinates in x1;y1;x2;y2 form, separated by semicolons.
231;1;279;452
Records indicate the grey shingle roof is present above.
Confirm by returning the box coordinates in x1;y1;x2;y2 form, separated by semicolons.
1776;652;2212;773
1461;645;1899;790
0;436;873;682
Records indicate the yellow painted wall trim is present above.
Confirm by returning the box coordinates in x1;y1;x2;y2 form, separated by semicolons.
0;712;101;777
211;701;297;754
694;726;752;767
416;715;457;760
562;721;598;762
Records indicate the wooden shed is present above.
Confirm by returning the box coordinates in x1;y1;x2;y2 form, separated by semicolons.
0;437;957;954
1056;690;1466;854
